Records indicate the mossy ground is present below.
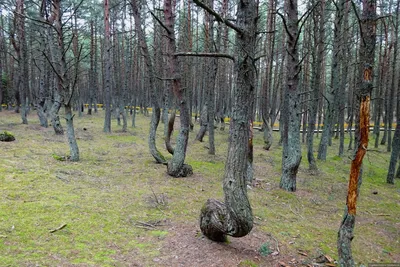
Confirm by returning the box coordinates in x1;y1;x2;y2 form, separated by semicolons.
0;110;399;266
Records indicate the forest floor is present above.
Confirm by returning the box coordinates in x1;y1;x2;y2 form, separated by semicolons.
0;110;399;267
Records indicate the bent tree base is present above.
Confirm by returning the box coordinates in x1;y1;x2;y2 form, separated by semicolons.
200;197;253;242
200;199;228;242
167;162;193;177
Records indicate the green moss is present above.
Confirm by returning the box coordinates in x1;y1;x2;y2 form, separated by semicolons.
238;259;259;267
0;131;15;142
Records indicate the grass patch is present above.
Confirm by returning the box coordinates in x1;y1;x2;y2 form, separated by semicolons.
0;111;399;266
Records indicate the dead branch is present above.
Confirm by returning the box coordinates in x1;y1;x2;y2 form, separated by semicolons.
49;223;67;233
174;52;234;61
193;0;243;34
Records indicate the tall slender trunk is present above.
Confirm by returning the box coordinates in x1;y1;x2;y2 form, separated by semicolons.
12;0;28;124
338;0;350;156
386;1;400;184
318;0;345;160
262;0;276;150
280;0;301;192
338;0;376;264
387;6;399;152
307;0;325;171
103;0;112;133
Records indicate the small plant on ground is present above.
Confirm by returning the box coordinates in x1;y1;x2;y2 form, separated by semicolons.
0;131;15;142
259;242;272;256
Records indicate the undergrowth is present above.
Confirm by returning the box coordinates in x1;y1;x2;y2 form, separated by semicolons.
0;111;399;266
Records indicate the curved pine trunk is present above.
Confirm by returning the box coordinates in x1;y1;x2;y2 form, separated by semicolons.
164;0;192;177
197;0;256;241
149;107;166;164
130;0;166;164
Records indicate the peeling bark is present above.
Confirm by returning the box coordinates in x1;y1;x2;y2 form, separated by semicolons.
338;0;376;264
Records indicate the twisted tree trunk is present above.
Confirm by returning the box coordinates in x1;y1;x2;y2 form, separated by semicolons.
195;0;256;241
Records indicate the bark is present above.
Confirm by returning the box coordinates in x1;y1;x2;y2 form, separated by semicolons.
88;20;95;115
36;77;48;127
338;0;351;157
196;103;208;142
103;0;112;133
387;123;400;184
386;1;400;184
196;0;256;241
307;0;325;171
206;0;217;155
0;14;3;112
12;0;28;124
163;0;193;177
280;0;302;192
338;0;376;264
318;0;345;161
49;90;64;135
53;0;79;161
263;117;273;150
130;0;166;164
262;0;276;151
387;3;399;153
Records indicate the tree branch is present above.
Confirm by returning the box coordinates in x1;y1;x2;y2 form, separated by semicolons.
174;52;234;61
193;0;243;34
149;10;171;35
42;51;63;83
275;9;293;40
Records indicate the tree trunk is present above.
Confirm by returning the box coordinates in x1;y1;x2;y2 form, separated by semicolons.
49;90;64;135
65;104;79;161
280;0;302;192
36;77;48;127
318;0;345;161
307;0;325;171
130;0;166;164
338;0;376;264
338;0;351;157
195;0;256;242
387;3;399;153
164;0;193;177
103;0;112;133
386;1;400;184
12;0;28;124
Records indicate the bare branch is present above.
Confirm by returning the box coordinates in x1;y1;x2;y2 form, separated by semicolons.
149;10;171;35
193;0;243;34
174;52;234;61
275;9;293;40
42;51;63;82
